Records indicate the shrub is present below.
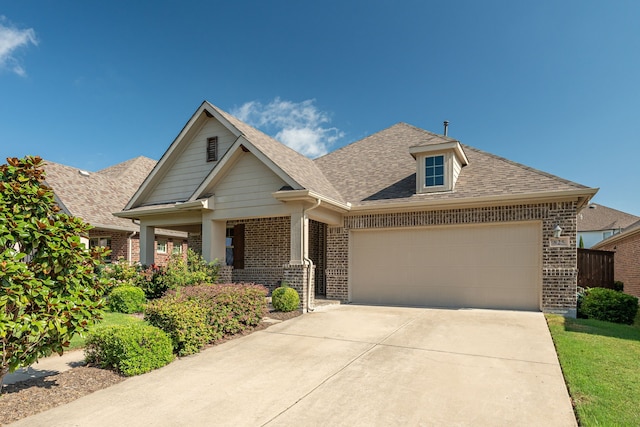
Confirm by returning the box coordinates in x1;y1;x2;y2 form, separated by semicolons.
144;297;216;356
613;281;624;292
169;284;268;336
85;324;174;376
579;287;639;325
271;286;300;312
108;286;147;313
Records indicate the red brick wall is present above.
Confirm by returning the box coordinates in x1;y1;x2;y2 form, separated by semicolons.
88;230;187;266
597;233;640;298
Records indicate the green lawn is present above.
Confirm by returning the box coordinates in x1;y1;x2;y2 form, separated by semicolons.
67;311;145;350
546;313;640;426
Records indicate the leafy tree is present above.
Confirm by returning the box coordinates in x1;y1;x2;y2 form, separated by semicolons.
0;156;109;389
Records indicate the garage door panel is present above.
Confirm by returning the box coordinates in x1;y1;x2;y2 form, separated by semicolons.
350;223;541;311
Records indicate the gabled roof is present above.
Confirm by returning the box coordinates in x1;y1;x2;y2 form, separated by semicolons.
314;122;593;207
44;157;183;235
577;204;639;232
593;218;640;249
125;102;344;211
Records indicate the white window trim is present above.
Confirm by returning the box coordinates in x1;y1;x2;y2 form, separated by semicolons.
156;239;168;254
416;152;453;194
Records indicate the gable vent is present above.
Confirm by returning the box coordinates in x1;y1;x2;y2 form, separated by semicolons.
207;137;218;162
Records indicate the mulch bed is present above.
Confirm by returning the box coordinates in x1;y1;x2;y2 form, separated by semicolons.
0;310;301;426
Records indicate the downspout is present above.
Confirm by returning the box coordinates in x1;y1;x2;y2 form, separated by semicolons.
127;231;138;264
302;198;322;312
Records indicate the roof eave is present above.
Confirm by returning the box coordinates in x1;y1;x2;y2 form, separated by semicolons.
348;188;599;214
272;189;352;213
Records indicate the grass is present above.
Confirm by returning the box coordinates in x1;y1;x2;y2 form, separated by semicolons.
546;312;640;426
67;310;145;350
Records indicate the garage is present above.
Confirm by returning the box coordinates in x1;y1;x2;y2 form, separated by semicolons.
350;222;542;310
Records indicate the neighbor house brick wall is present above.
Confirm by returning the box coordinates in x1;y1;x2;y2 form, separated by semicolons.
326;202;579;313
597;234;640;298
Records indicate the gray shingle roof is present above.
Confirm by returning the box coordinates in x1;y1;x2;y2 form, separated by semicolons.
577;204;639;232
314;122;590;206
44;157;159;231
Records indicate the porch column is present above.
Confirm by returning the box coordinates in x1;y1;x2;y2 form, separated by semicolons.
202;218;226;264
139;224;155;266
290;210;308;265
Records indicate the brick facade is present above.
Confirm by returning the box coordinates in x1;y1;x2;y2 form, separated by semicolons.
326;202;579;314
89;229;186;266
597;233;640;298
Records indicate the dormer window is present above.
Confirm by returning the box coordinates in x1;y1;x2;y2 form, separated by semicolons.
425;155;445;188
410;140;469;194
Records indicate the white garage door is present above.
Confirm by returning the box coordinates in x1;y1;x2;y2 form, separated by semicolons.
350;222;541;310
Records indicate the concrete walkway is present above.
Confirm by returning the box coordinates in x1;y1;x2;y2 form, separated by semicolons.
3;350;86;386
8;306;576;426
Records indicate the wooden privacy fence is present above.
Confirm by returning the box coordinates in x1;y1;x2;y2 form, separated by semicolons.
577;248;615;288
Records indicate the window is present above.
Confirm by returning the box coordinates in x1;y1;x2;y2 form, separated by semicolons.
157;240;168;254
425;155;445;187
207;137;218;162
225;227;234;266
89;237;112;262
172;242;183;255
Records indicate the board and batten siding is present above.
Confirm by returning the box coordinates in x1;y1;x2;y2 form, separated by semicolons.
211;152;287;215
144;118;237;205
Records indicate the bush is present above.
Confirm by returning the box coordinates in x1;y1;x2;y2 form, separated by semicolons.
108;286;146;313
271;286;300;312
144;297;216;356
85;324;174;376
146;284;267;355
579;287;639;325
613;281;624;292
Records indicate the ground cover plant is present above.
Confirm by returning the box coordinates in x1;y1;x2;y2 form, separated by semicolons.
547;312;640;426
0;156;109;388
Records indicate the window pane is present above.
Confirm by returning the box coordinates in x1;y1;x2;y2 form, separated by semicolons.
435;155;444;166
435;176;444;186
435;166;444;176
426;157;434;167
226;248;234;266
426;177;434;186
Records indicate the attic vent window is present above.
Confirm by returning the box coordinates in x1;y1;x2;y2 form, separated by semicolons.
207;137;218;162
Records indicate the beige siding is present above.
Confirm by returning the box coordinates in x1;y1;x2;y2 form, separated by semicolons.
452;156;462;189
144;118;237;204
212;152;287;215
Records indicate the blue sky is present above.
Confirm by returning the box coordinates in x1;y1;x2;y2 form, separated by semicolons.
1;1;639;214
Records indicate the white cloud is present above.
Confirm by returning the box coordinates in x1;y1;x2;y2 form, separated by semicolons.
0;16;38;76
232;97;344;158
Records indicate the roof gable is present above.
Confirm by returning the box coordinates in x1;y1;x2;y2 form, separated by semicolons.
578;204;639;232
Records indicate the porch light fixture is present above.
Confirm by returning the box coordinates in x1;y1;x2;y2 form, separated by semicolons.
553;225;563;238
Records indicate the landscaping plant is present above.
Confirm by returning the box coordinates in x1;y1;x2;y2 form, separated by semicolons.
271;285;300;312
0;156;109;388
108;286;147;314
85;324;174;376
579;287;639;324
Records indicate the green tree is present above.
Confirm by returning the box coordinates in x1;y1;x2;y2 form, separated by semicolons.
0;156;109;389
579;235;584;249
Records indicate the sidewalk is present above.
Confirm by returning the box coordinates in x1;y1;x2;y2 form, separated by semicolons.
3;350;86;386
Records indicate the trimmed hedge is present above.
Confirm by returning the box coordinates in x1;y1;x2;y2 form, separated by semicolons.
579;287;639;325
145;283;268;356
271;286;300;312
108;285;147;313
145;297;216;356
85;324;174;376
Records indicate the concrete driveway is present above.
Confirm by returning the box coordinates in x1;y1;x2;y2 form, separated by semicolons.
10;305;576;427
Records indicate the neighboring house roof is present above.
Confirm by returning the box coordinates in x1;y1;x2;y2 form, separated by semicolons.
314;123;591;207
593;218;640;249
44;157;185;237
577;203;639;232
